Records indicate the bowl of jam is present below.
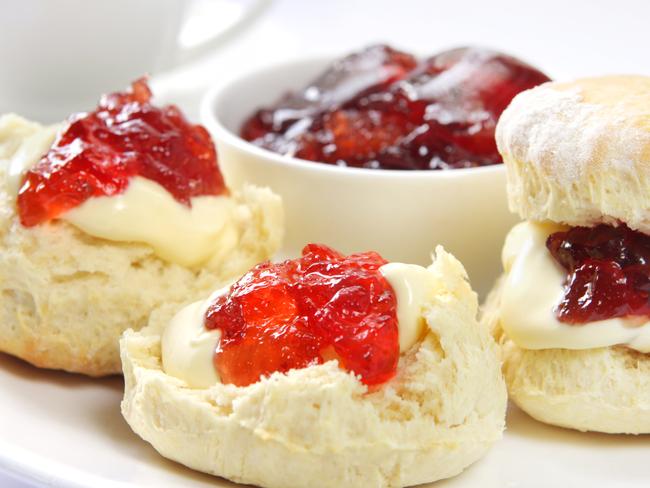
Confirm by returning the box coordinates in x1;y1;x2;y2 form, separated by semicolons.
201;44;550;295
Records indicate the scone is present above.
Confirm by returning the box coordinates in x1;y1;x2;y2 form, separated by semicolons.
121;244;506;488
0;79;283;376
484;75;650;433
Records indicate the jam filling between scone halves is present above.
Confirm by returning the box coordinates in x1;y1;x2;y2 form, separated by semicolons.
204;244;400;387
547;224;650;324
241;44;550;170
17;79;226;227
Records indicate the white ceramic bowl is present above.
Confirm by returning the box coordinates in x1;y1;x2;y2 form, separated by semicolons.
200;58;518;296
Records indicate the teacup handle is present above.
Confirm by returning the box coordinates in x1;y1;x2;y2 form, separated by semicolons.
168;0;270;69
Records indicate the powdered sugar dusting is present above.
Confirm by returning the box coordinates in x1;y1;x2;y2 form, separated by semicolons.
496;83;648;182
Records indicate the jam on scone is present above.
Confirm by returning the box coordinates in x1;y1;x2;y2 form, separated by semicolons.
205;244;399;386
18;78;226;227
547;224;650;324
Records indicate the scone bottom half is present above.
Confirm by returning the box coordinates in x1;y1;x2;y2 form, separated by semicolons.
486;75;650;434
0;79;283;376
120;244;507;488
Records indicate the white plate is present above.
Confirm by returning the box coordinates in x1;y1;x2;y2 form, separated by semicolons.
1;350;648;488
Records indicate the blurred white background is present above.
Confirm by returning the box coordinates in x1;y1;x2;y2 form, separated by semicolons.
2;0;650;486
3;0;649;120
154;0;650;118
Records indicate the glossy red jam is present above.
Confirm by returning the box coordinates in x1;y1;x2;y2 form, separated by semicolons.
17;79;226;227
204;243;399;387
241;45;550;170
547;224;650;324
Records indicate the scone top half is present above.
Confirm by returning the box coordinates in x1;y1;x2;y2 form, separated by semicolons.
497;75;650;231
120;244;507;488
489;75;650;434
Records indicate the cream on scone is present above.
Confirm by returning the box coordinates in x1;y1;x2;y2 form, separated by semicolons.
121;246;507;488
0;81;283;376
484;75;650;433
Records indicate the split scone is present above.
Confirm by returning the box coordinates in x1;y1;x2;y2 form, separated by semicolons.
0;79;282;376
484;75;650;433
121;244;506;488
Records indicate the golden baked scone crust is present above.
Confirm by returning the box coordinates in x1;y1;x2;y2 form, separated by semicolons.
121;249;507;488
0;115;283;376
496;75;650;231
482;277;650;434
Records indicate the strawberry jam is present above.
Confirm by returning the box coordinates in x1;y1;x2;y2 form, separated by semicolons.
241;45;550;170
204;243;399;387
17;79;226;227
546;224;650;324
240;45;417;146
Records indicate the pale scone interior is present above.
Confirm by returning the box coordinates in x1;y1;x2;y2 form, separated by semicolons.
121;248;507;488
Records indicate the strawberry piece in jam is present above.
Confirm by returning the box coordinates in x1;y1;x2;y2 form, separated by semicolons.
240;45;550;170
240;44;417;147
204;244;399;387
546;224;650;324
17;79;226;227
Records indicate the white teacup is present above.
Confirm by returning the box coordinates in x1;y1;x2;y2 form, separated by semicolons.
0;0;262;122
